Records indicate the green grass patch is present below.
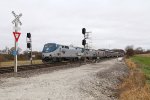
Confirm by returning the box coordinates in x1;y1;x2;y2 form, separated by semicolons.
131;55;150;83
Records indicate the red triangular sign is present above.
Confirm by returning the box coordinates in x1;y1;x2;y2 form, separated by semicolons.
13;32;21;42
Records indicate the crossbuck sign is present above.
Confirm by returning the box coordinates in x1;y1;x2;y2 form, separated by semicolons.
12;11;22;26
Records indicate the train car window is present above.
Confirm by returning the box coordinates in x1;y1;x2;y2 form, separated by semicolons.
43;43;57;53
44;45;48;48
81;48;84;53
86;49;89;51
46;48;49;51
65;46;69;49
62;46;64;48
70;47;76;50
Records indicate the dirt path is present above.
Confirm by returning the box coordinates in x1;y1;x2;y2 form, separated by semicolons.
0;58;128;100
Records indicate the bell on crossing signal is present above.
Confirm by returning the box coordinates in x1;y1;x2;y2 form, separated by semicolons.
27;43;31;48
27;33;31;38
82;28;86;35
82;39;86;46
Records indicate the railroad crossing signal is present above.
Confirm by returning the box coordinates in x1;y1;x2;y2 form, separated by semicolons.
13;32;21;42
12;11;22;73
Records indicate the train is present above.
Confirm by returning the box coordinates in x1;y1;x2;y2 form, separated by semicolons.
42;43;124;63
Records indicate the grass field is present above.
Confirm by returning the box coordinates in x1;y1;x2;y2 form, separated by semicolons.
0;60;42;68
131;55;150;83
119;55;150;100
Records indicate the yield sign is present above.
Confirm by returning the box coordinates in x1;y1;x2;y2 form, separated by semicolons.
13;32;21;42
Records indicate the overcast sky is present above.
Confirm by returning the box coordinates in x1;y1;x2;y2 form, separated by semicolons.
0;0;150;51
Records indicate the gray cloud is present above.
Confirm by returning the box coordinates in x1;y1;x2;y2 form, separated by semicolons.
0;0;150;51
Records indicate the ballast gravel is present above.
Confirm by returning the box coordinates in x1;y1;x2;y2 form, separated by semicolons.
0;58;128;100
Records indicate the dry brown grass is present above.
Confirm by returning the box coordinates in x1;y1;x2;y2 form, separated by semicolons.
137;54;150;57
125;59;137;69
0;60;42;68
119;59;150;100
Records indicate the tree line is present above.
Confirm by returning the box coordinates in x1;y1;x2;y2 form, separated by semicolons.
0;51;42;62
125;45;150;58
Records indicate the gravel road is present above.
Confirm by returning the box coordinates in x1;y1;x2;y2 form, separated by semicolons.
0;58;128;100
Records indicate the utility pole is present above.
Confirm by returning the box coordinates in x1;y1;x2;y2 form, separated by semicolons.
12;11;22;72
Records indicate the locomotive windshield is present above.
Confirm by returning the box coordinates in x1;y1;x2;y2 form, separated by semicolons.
42;43;58;53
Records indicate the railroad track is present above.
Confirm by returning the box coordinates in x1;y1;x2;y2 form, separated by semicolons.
0;62;70;74
0;58;114;74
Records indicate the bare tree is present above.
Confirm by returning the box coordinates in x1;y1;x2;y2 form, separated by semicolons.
135;47;143;54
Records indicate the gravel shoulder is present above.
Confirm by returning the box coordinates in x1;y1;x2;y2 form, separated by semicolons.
0;58;128;100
